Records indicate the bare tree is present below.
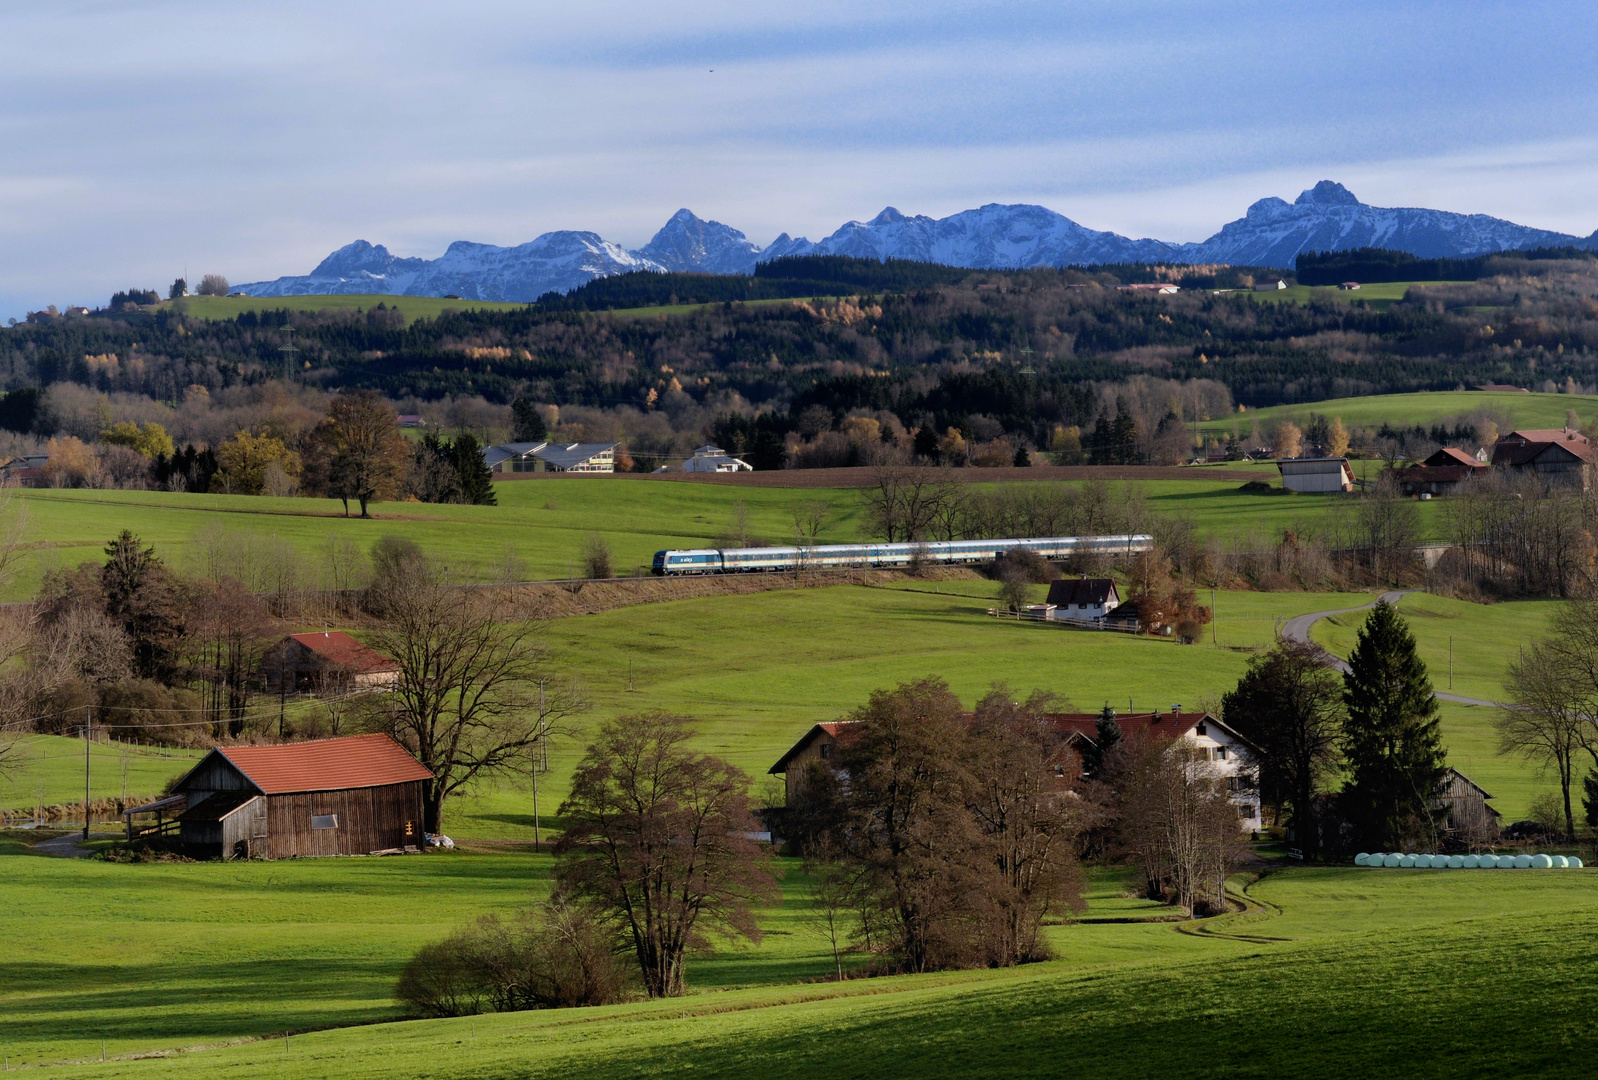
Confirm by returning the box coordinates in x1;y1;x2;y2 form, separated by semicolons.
791;499;830;545
196;274;230;296
581;535;613;579
557;712;776;997
1113;734;1241;915
1501;643;1596;840
365;557;585;832
863;467;949;542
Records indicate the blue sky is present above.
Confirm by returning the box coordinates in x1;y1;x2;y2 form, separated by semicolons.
2;0;1596;319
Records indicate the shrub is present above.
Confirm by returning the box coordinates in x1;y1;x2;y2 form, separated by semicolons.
993;548;1054;585
395;932;487;1018
1176;617;1203;644
581;535;612;579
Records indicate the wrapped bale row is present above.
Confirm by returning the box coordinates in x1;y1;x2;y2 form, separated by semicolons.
1354;852;1584;869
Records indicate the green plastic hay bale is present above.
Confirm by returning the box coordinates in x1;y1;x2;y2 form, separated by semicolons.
1514;854;1533;869
1498;855;1517;868
1448;855;1464;868
1531;854;1553;869
1399;855;1417;867
1383;854;1402;867
1571;857;1585;869
1427;855;1446;868
1551;855;1569;868
1354;853;1370;866
1461;855;1479;868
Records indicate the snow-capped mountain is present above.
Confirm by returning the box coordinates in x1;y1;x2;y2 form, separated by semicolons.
636;209;761;275
1177;181;1585;267
760;204;1176;267
234;188;1594;301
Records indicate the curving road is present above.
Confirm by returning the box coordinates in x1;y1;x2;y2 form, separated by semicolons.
1280;590;1502;708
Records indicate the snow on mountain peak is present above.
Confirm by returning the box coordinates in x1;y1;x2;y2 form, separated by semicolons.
1295;180;1360;207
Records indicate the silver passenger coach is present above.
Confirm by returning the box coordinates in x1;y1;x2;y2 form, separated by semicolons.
652;535;1152;575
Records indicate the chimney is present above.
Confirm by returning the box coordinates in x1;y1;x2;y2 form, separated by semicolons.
1171;703;1181;714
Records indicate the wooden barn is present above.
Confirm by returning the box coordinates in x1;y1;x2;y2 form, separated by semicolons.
171;733;433;860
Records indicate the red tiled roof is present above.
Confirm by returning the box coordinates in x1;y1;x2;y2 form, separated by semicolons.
212;733;434;794
1492;429;1595;467
288;631;399;675
1401;465;1473;484
1044;711;1209;741
1421;447;1485;469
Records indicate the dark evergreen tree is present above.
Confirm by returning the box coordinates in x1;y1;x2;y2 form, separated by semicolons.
1013;446;1031;467
450;433;497;506
913;425;940;462
1082;705;1121;779
101;530;184;681
511;397;546;442
168;278;186;300
1340;600;1447;849
1584;771;1598;830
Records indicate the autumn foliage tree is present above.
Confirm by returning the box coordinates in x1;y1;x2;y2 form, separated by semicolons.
303;390;409;516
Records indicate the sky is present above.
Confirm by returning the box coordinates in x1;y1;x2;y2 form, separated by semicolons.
3;0;1597;320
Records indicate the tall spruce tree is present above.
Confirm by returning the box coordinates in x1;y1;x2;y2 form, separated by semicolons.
1082;704;1121;778
1340;600;1447;849
450;433;497;506
511;398;546;443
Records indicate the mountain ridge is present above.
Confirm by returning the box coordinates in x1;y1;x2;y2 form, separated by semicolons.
235;182;1596;301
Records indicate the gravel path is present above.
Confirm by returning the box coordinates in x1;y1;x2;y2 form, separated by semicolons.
1280;590;1502;708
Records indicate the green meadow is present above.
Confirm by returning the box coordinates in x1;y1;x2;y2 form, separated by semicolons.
1247;279;1455;310
0;738;202;818
10;471;1448;601
2;846;1593;1078
159;295;529;324
1195;389;1598;442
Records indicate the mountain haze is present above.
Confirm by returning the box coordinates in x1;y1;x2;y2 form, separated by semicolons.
235;183;1595;301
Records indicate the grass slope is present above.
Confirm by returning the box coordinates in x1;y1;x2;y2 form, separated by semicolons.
159;295;528;324
0;737;202;817
7;863;1594;1078
10;474;1447;600
1195;390;1598;441
1247;279;1455;310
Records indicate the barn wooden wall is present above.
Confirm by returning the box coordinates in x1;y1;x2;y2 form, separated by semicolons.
263;781;425;858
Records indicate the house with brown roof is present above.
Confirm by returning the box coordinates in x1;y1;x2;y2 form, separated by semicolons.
768;709;1262;829
262;631;400;694
1044;577;1121;623
1491;429;1595;489
1399;447;1490;497
169;733;434;859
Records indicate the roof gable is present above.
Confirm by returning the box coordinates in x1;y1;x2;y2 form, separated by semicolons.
177;733;434;795
288;631;399;674
1045;578;1118;607
769;722;855;774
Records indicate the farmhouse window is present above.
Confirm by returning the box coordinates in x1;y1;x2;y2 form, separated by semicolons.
1216;746;1227;760
819;744;833;760
311;814;339;830
1196;722;1207;735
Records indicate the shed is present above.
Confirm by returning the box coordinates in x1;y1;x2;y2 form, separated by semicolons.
1490;429;1594;489
262;631;400;694
1276;457;1355;493
1437;767;1499;845
170;733;433;860
1253;279;1288;291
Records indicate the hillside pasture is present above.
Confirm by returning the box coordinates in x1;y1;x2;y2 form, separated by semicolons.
0;737;202;819
9;471;1446;601
158;294;529;324
1194;389;1598;443
2;855;1593;1078
1247;279;1455;310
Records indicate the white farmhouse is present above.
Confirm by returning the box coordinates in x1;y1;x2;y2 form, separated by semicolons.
1044;577;1120;623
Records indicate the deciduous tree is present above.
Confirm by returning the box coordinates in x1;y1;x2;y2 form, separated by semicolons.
557;712;775;997
303;390;409;517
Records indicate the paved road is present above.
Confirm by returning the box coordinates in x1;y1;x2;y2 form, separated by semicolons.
1280;589;1502;708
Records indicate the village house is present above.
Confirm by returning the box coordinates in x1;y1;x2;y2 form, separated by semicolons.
1398;447;1490;497
261;631;401;694
1276;456;1355;493
1044;577;1121;623
768;708;1262;830
167;733;433;860
1490;428;1594;489
482;441;618;474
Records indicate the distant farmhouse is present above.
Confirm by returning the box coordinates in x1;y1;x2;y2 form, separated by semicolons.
1043;577;1121;623
1399;447;1489;497
678;444;753;473
1490;428;1594;489
483;441;618;474
262;631;400;695
1277;457;1355;493
1253;279;1288;291
769;708;1262;832
164;733;433;860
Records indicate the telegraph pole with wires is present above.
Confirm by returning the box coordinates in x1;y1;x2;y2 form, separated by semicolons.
83;706;92;841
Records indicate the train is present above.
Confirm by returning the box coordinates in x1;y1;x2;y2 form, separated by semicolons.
652;534;1153;575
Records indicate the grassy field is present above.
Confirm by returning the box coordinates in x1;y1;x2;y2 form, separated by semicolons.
156;295;529;324
9;472;1448;601
1247;279;1455;310
1195;389;1598;442
0;737;203;819
3;852;1593;1077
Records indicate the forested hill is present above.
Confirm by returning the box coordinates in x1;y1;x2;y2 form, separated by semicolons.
4;256;1597;455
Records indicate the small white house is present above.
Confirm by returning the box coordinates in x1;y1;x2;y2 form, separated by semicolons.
1276;457;1355;493
681;445;753;473
1044;577;1120;623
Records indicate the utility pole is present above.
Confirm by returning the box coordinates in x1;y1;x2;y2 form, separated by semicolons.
83;706;92;841
1449;636;1453;690
1211;588;1217;646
